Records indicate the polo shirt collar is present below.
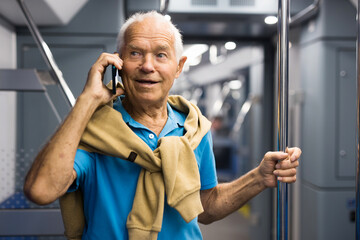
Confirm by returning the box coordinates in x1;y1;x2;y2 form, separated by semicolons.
113;97;184;132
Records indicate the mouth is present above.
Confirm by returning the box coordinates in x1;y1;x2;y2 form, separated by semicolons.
136;79;158;85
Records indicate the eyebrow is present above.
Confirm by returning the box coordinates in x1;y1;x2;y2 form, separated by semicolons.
127;44;141;50
157;45;171;51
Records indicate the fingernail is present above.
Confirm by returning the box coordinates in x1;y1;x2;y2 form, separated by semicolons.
275;164;281;169
277;176;283;181
273;170;279;175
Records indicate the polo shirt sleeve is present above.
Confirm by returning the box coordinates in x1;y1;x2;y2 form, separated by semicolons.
67;149;95;192
195;131;218;190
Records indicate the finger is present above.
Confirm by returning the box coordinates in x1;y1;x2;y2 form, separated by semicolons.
108;83;124;101
273;167;296;178
115;87;125;96
113;57;123;71
111;52;123;71
277;175;297;183
96;53;123;70
286;147;302;162
97;54;123;83
90;54;114;79
275;159;299;170
264;151;288;162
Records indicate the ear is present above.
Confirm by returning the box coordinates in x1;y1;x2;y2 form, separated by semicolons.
175;56;187;78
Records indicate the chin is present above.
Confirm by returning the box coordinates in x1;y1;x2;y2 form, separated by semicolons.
136;95;167;105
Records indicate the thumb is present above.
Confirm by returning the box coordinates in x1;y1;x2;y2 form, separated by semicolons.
114;86;125;97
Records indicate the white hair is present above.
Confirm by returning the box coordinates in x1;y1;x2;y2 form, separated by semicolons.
116;11;183;62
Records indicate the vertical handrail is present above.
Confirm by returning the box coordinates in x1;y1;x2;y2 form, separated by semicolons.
356;1;360;239
16;0;76;107
277;0;289;239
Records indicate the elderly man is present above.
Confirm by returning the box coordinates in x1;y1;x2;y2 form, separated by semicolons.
24;11;301;240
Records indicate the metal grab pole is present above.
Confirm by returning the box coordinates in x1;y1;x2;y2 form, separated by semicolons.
277;0;290;239
356;1;360;239
16;0;76;107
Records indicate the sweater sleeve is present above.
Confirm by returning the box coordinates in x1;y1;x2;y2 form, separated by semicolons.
194;131;218;190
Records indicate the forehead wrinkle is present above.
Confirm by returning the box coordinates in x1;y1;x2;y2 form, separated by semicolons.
127;32;173;43
126;35;174;54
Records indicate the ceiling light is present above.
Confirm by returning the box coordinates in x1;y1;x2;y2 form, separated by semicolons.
225;41;236;50
264;16;278;25
183;44;209;67
228;80;243;90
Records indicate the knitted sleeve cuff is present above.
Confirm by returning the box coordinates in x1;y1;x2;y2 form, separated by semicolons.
173;190;204;223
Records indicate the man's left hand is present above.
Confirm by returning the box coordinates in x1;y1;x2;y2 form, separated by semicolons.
258;147;301;188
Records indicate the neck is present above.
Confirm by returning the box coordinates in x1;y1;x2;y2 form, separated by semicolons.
122;97;168;136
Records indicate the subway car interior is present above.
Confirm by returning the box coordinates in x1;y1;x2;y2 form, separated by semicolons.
0;0;358;239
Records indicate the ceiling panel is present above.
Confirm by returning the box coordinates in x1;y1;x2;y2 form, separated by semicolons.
0;0;88;26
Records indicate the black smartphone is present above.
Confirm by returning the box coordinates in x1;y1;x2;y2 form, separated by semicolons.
112;65;117;94
112;65;123;94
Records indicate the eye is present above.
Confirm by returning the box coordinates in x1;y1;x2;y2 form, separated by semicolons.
157;53;167;58
130;51;140;56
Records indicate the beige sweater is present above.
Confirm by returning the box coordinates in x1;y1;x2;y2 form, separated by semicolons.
59;95;211;240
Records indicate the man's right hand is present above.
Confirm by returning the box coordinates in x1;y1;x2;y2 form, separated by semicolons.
81;52;124;107
24;52;124;205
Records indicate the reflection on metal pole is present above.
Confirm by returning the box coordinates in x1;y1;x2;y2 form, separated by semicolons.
16;0;76;107
356;0;360;239
277;0;289;239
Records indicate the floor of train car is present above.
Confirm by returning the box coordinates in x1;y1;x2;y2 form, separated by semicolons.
200;210;250;240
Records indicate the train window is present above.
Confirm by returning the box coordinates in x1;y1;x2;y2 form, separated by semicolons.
172;41;266;181
173;41;268;239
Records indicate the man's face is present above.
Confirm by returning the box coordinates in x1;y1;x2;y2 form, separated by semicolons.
120;18;186;106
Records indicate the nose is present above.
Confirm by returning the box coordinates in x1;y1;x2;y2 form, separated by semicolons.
140;54;155;73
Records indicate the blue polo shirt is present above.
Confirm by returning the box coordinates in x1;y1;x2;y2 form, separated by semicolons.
69;97;218;240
